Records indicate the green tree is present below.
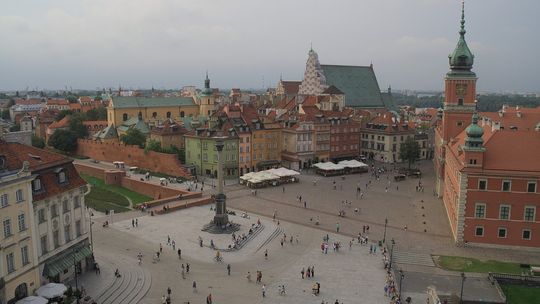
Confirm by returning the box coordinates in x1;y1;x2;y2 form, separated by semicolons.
48;129;78;152
31;135;46;149
1;110;10;120
120;128;146;148
399;137;421;169
55;109;74;121
85;107;107;121
68;114;88;138
67;95;78;103
94;96;103;101
144;139;162;153
9;124;20;132
176;147;186;163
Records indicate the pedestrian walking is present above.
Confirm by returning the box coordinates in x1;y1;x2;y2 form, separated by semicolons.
301;267;305;279
167;236;170;245
177;249;182;259
336;222;340;233
264;249;268;260
172;240;176;251
186;263;190;273
167;287;171;296
160;243;163;253
227;264;231;275
246;271;252;282
304;201;307;208
262;284;266;297
132;219;135;227
192;281;197;293
206;293;212;304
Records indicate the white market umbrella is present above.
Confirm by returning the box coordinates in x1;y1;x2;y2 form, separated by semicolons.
15;296;49;304
36;282;67;299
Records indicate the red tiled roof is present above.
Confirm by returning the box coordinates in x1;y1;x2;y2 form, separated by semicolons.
280;81;301;95
480;106;540;131
15;98;43;105
47;99;69;106
0;142;87;201
48;116;70;129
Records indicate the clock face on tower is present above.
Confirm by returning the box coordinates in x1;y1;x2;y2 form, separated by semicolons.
456;84;468;96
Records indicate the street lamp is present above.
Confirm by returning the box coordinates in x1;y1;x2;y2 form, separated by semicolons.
399;269;405;301
460;272;466;304
389;239;396;270
383;218;388;243
73;248;80;304
88;211;94;252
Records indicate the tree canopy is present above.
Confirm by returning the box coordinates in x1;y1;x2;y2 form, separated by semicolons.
55;109;74;121
68;114;89;139
48;129;78;152
120;128;146;148
31;135;45;149
399;137;421;169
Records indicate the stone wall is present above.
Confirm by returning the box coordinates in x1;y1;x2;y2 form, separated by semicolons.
76;139;192;178
74;162;197;201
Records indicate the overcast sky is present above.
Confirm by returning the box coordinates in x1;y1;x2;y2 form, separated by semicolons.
1;0;539;92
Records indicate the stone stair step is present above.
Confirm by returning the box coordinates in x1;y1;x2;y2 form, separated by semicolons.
392;249;435;267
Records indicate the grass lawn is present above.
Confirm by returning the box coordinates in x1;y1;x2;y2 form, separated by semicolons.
82;174;152;205
437;256;537;274
82;174;152;212
502;285;540;304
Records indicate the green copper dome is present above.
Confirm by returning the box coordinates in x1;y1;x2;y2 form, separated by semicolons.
448;2;474;73
464;112;484;149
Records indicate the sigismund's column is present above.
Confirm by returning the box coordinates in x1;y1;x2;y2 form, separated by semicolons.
213;137;229;226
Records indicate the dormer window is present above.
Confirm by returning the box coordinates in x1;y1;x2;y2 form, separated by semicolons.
33;178;42;192
54;168;67;184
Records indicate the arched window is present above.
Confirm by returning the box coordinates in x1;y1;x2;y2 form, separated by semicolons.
122;113;128;121
180;111;185;118
166;112;171;118
138;111;143;119
152;112;157;118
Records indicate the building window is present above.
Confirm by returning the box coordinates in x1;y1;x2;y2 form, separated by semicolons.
522;229;532;240
469;159;477;165
51;205;58;218
18;213;26;231
16;189;24;202
6;252;15;273
499;205;510;220
474;204;486;218
457;121;463;126
524;206;536;222
502;180;511;192
122;113;128;121
3;218;12;238
21;246;30;265
40;235;48;255
152;112;157;118
0;193;8;208
475;226;484;237
478;179;487;190
62;200;70;213
33;178;42;192
74;196;81;209
64;224;71;243
166;111;171;118
75;220;81;237
38;209;46;224
458;98;464;106
497;227;507;238
180;111;185;118
53;230;60;248
58;171;67;183
527;182;537;193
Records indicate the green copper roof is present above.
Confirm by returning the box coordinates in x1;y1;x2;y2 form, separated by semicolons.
111;96;196;109
448;1;474;74
465;113;484;148
321;65;384;108
93;124;118;139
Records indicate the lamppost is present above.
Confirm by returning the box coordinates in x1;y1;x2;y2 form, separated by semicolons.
383;217;388;243
88;211;94;252
399;269;405;301
73;248;80;304
389;239;396;270
460;272;466;304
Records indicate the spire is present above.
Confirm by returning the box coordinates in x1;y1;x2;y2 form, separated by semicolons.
202;71;212;96
448;0;475;74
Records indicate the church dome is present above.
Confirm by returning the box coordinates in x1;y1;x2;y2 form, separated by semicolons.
465;113;483;138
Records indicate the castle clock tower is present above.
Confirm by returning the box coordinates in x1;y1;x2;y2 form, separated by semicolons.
441;1;477;143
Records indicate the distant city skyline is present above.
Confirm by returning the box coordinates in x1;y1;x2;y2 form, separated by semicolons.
1;0;539;92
